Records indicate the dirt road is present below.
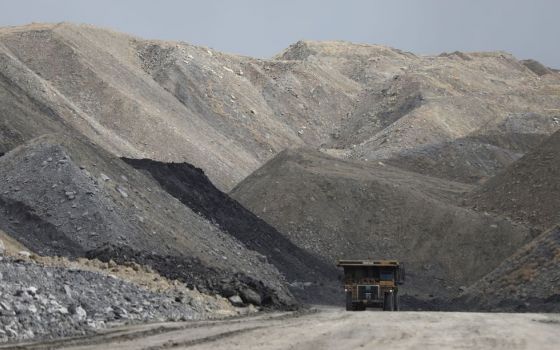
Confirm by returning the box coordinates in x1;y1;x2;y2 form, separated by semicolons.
5;308;560;350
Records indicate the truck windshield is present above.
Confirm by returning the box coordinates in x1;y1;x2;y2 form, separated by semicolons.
345;267;381;281
380;270;394;281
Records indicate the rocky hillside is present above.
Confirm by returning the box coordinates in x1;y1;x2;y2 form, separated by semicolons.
0;23;356;191
0;234;247;344
1;23;559;192
457;130;560;312
122;158;340;303
468;130;560;230
0;22;559;318
459;225;560;312
230;149;533;300
0;134;296;308
278;41;560;182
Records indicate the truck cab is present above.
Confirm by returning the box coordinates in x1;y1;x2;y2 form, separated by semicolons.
337;259;405;311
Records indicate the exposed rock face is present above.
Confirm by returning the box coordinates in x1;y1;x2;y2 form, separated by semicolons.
0;22;559;317
0;135;296;308
1;24;559;191
457;130;560;312
0;256;237;344
458;225;560;312
0;24;357;191
468;130;560;230
382;111;560;184
277;41;560;178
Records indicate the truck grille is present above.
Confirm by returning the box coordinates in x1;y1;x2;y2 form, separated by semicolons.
357;285;379;300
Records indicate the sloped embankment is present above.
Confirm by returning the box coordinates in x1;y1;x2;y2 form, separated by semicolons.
0;254;237;344
468;130;560;230
0;135;296;308
231;148;532;300
1;24;560;192
122;158;341;304
458;225;560;312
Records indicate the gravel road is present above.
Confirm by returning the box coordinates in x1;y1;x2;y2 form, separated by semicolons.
6;307;560;350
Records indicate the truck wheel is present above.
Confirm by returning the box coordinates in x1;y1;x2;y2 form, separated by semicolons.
393;292;400;311
345;291;353;311
383;292;394;311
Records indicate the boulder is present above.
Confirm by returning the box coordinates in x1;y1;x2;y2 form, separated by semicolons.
228;295;244;307
25;286;38;296
75;306;87;321
240;288;262;306
18;251;32;258
220;283;237;298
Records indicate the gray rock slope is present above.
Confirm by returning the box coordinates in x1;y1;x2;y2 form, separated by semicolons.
0;257;214;343
121;158;341;304
0;22;559;313
0;134;295;308
1;23;559;191
459;225;560;312
231;148;533;300
468;129;560;230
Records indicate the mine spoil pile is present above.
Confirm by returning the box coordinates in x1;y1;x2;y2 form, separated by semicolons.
0;22;560;343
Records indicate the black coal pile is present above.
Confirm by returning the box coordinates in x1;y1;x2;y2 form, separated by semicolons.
122;158;341;304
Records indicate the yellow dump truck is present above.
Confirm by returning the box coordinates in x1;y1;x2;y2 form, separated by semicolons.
337;259;405;311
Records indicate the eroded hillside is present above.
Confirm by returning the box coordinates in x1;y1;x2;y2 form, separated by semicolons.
230;149;533;300
459;225;560;312
468;129;560;230
0;22;559;320
1;23;559;191
0;134;296;308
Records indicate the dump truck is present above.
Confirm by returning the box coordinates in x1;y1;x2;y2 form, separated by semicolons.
337;259;405;311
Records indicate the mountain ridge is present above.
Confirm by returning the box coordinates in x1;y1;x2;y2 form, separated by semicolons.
1;22;559;191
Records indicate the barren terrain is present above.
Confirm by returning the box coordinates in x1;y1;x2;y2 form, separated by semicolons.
4;308;560;350
1;22;560;345
231;149;532;299
1;23;559;191
468;129;560;230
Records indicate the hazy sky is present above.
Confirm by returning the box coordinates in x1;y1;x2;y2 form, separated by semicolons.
1;0;559;67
